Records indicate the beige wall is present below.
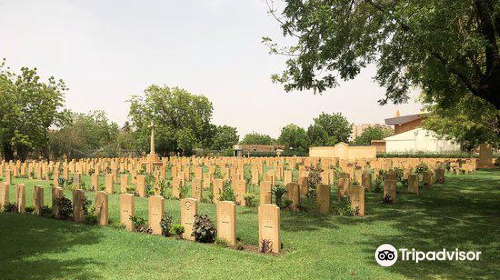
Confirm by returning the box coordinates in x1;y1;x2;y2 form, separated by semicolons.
309;143;376;160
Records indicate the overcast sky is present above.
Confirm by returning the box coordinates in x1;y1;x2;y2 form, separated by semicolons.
0;0;421;138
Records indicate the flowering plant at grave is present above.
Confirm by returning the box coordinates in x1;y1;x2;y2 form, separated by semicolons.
415;163;429;175
192;215;216;243
382;194;394;204
306;163;323;198
89;168;95;176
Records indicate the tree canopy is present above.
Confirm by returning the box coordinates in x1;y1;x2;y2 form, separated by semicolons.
422;94;500;151
352;126;393;146
128;85;214;155
241;132;275;145
0;60;66;160
50;110;121;159
278;123;309;151
307;113;352;146
263;0;500;111
211;125;239;151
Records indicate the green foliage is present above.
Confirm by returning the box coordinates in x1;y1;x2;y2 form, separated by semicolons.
192;215;217;243
3;202;17;213
0;59;66;160
278;124;308;152
220;182;236;202
211;125;239;150
40;206;52;218
272;185;287;207
306;164;323;197
129;215;151;233
160;216;173;237
243;192;255;207
415;163;430;175
56;197;73;220
25;206;35;214
307;113;352;146
240;132;275;145
263;0;500;110
214;238;229;247
382;195;395;204
422;95;499;151
128;85;214;155
171;224;185;237
50;110;121;159
352;126;393;146
335;196;354;216
85;214;98;225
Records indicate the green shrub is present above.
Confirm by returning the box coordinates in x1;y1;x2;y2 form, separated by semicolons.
25;206;35;214
171;224;185;237
3;203;18;213
85;214;98;225
215;238;229;247
335;196;354;216
40;206;52;218
192;215;216;243
220;182;236;202
57;197;73;220
160;216;173;237
272;185;287;207
129;215;151;233
243;193;255;207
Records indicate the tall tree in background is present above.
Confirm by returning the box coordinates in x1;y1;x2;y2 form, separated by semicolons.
50;110;120;159
128;85;214;155
241;132;275;145
0;60;66;160
278;123;309;151
422;95;500;151
352;126;393;146
307;113;352;146
263;0;500;112
211;125;239;150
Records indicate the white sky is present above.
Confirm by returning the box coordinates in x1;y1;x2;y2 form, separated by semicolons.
0;0;421;138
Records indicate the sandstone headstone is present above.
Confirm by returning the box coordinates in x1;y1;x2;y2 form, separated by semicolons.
105;174;113;194
260;181;272;205
136;175;146;197
73;189;85;222
408;174;419;195
52;186;63;219
216;201;236;246
120;193;135;231
120;174;129;193
362;172;372;190
234;179;247;206
91;173;99;190
298;176;308;198
15;184;26;213
95;191;109;226
316;184;330;214
478;143;493;167
191;178;202;201
285;183;300;211
148;195;164;235
33;185;44;215
422;171;433;189
213;179;223;202
350;185;365;216
258;204;280;253
0;182;9;210
180;198;198;240
383;179;397;202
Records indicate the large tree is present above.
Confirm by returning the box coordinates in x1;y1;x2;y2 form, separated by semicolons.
422;94;500;151
128;85;214;155
211;125;239;150
263;0;500;111
278;123;309;151
50;110;120;159
241;132;275;145
0;60;66;160
307;113;352;146
352;126;393;146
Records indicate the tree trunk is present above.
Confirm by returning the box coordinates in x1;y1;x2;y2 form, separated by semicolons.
2;143;14;161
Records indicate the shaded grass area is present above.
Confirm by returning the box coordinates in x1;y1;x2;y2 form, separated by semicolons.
0;170;499;279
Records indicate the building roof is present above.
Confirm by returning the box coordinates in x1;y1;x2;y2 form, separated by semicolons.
385;113;425;125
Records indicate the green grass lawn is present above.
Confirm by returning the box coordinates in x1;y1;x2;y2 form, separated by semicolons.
0;170;499;280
